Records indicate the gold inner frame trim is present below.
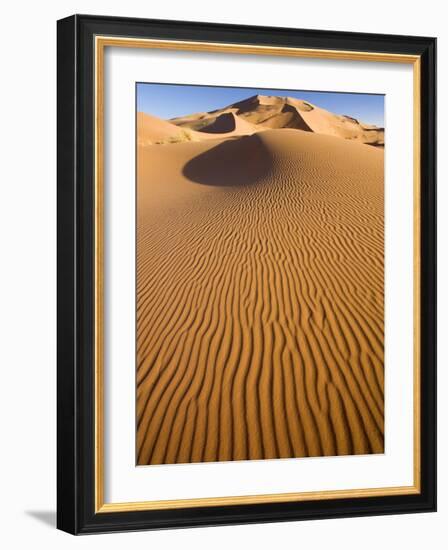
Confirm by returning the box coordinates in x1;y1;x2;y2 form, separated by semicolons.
94;35;421;513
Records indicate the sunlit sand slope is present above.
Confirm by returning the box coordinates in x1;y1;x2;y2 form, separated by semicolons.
136;129;384;465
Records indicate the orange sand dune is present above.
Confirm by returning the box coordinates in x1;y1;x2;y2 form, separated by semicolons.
170;94;384;146
138;111;262;145
136;128;384;465
137;112;186;146
197;111;259;135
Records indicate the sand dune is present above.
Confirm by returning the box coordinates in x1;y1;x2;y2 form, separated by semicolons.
137;112;187;146
197;111;259;135
169;94;384;146
138;110;261;145
136;128;384;465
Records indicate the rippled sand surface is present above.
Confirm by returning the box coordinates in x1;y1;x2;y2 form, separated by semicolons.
136;128;384;465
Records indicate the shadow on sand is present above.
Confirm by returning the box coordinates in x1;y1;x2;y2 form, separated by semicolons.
182;134;271;187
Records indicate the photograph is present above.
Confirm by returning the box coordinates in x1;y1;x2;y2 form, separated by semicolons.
136;83;385;466
54;13;436;534
0;0;442;546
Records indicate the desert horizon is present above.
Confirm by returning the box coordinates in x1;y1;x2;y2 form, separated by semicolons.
136;87;384;466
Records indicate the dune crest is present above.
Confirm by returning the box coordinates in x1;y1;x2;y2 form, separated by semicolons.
197;111;258;135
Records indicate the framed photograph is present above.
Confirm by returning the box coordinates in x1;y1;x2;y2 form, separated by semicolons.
57;14;436;534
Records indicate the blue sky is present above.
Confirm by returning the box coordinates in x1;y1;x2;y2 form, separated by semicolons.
137;83;384;127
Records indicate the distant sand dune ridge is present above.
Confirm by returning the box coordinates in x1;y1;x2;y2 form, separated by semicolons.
136;128;384;465
168;94;384;146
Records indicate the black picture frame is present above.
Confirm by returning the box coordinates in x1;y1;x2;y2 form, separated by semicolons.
57;14;436;534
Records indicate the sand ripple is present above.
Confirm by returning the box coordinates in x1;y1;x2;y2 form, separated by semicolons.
136;129;384;465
